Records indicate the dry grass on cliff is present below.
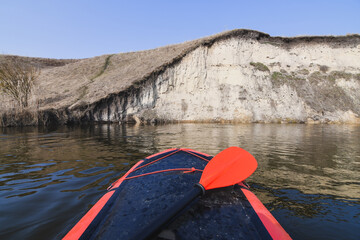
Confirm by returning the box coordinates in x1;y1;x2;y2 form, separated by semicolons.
35;40;211;110
1;29;360;115
0;55;79;69
1;30;271;112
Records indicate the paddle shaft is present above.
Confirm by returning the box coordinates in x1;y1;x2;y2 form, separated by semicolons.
131;184;205;240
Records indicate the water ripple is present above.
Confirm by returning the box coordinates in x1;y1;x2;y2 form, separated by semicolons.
0;124;359;240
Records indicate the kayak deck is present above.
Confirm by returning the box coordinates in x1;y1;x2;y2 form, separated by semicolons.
64;148;290;240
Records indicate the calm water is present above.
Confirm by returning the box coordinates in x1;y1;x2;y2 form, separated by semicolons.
0;124;359;240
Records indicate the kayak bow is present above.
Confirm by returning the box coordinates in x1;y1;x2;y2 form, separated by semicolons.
63;147;291;240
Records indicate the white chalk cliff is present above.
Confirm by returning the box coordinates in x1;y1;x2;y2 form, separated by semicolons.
88;31;360;124
1;30;360;125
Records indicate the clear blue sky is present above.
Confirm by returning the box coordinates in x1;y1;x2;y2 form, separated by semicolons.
1;0;359;59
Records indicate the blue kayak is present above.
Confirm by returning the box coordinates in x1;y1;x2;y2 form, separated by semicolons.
63;148;291;240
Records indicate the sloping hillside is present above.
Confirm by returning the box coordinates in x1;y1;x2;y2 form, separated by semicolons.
1;29;360;126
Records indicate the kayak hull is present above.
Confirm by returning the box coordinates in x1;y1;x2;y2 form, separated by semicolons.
64;148;291;240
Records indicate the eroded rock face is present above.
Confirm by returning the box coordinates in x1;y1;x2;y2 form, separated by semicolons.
86;37;360;124
2;30;360;126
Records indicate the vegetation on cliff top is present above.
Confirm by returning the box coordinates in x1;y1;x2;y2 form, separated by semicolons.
0;29;359;127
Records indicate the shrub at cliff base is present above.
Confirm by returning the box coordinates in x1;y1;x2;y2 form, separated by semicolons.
0;57;40;108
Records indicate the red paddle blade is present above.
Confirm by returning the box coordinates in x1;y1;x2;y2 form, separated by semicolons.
199;146;257;190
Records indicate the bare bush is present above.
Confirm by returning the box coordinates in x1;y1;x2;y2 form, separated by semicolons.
0;58;40;108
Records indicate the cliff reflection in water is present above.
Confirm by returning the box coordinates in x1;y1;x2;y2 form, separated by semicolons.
0;123;359;240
